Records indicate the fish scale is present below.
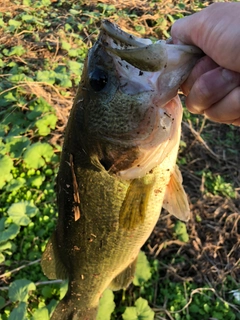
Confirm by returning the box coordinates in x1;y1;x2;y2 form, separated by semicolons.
41;20;203;319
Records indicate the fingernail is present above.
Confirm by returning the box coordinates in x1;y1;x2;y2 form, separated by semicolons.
221;69;234;82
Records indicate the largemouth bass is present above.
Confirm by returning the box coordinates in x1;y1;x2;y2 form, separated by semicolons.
41;20;202;320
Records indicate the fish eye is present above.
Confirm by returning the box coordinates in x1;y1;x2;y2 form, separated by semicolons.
89;68;108;91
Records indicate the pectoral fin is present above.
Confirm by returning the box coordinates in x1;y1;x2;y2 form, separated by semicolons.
41;231;68;280
109;257;138;291
163;165;190;221
119;179;153;230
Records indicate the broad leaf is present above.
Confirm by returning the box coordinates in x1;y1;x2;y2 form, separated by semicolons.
97;289;115;320
122;298;154;320
68;61;83;76
0;155;13;189
5;136;31;158
7;45;26;57
27;98;53;120
31;307;50;320
8;201;39;226
28;175;45;188
9;302;27;320
59;280;68;300
0;223;20;244
55;71;72;88
0;296;5;309
36;70;56;85
122;307;138;320
133;251;151;286
23;142;54;169
135;298;154;319
0;92;17;107
9;279;36;302
6;177;26;192
35;114;57;136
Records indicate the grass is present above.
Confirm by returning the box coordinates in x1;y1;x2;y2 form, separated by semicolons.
0;0;240;319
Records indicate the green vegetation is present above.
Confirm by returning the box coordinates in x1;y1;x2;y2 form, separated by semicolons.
0;0;239;319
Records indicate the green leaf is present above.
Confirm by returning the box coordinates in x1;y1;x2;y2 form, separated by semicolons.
59;280;68;300
97;289;115;320
9;73;33;83
27;97;53;120
135;298;154;319
68;49;80;57
9;279;36;302
36;70;56;85
133;251;151;286
0;218;6;231
21;14;37;23
68;61;83;76
41;286;52;299
28;175;45;188
122;307;138;320
55;73;72;88
31;307;49;320
8;19;22;31
0;155;13;189
0;223;20;244
35;114;57;136
46;299;58;317
0;241;14;253
174;221;189;243
122;298;154;320
0;240;15;262
61;41;71;51
8;201;39;226
0;92;17;107
0;296;5;309
0;252;5;263
9;302;27;320
5;136;31;158
6;177;26;192
6;46;26;57
23;142;54;169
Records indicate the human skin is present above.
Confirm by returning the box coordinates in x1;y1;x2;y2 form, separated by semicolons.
171;2;240;126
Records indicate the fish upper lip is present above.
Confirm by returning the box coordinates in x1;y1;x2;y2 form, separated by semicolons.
100;20;203;72
101;20;151;48
101;20;203;55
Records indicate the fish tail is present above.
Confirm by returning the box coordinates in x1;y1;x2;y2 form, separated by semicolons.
51;295;98;320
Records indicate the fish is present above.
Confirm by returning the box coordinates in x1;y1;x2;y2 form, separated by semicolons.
41;20;202;320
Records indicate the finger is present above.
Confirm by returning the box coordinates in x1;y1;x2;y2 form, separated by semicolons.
232;118;240;126
171;3;240;72
204;86;240;125
185;68;240;114
171;12;203;46
181;56;219;96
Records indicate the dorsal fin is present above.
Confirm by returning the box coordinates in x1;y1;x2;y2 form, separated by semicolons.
163;165;190;221
41;231;68;280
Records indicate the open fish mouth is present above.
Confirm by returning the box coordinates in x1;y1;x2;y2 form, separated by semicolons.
100;19;203;95
87;20;203;179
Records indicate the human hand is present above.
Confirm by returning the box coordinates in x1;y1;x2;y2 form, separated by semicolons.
171;3;240;126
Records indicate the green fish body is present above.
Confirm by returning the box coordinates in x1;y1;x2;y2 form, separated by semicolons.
41;20;202;320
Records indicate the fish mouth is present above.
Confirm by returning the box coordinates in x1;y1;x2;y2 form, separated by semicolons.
100;19;203;102
96;20;203;179
101;19;203;76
